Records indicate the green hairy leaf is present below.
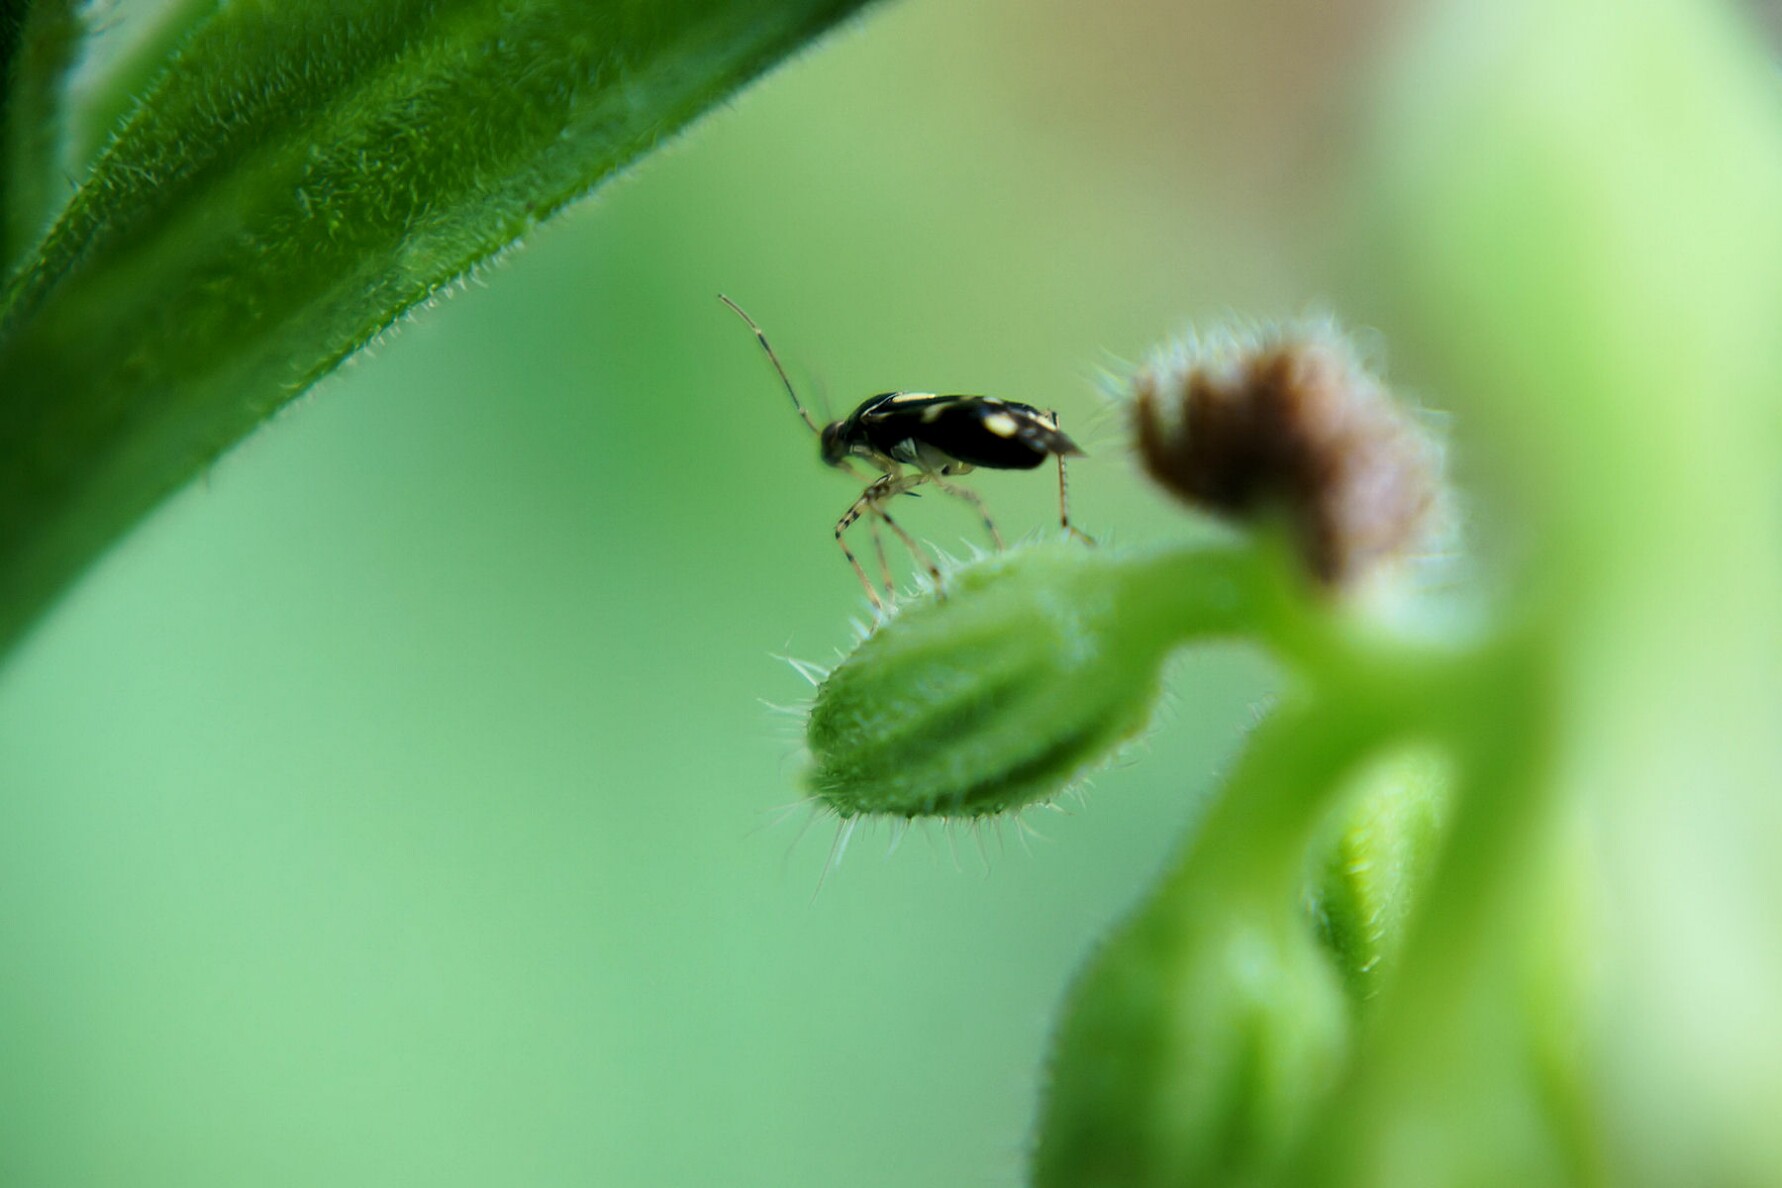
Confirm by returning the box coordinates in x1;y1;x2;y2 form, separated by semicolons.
1;0;80;261
0;0;872;656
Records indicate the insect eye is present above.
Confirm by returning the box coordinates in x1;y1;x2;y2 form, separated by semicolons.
820;424;847;465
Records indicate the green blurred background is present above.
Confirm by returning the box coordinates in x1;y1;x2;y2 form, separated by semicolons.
0;0;1597;1183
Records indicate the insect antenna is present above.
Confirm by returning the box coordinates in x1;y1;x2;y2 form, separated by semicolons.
720;294;822;436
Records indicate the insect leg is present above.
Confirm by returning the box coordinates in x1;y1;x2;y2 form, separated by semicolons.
1057;451;1094;544
873;505;942;591
867;516;897;601
929;477;1004;551
835;485;889;610
868;477;944;591
840;461;898;598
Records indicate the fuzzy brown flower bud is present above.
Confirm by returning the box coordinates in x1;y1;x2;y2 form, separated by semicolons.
1132;326;1439;587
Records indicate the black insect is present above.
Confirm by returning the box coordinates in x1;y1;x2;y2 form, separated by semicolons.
721;295;1085;609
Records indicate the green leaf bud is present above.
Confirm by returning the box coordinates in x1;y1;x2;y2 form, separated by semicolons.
1032;881;1350;1187
804;541;1261;819
1029;696;1423;1185
1309;746;1455;1002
